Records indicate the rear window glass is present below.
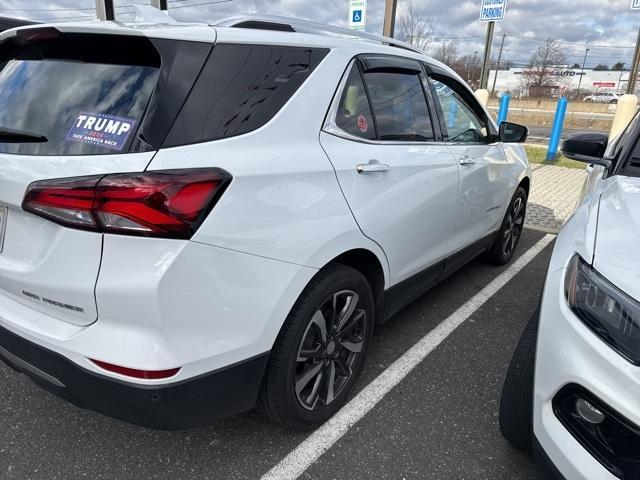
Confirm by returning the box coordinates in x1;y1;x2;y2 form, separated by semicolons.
0;33;159;156
163;44;329;147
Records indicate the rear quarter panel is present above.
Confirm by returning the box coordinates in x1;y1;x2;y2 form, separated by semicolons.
146;48;390;285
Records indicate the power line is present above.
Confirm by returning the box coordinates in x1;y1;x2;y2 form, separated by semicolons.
502;31;636;49
165;0;233;9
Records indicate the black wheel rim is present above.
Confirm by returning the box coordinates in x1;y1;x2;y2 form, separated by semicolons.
295;290;366;411
502;197;525;257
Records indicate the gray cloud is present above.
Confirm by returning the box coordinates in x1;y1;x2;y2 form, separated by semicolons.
2;0;639;67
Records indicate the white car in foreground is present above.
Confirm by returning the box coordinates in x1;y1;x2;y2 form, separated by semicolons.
500;126;640;478
0;13;531;430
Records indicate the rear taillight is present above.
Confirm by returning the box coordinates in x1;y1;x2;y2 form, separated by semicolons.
23;169;231;239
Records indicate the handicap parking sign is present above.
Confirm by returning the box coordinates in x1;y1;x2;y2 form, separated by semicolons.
348;0;366;30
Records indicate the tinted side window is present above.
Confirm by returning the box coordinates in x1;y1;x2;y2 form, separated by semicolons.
362;70;434;142
429;76;487;143
335;65;376;140
164;44;328;147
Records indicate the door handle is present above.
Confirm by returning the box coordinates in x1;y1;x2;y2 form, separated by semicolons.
459;155;475;166
357;161;390;174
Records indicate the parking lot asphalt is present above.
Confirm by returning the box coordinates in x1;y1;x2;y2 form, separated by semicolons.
0;229;552;480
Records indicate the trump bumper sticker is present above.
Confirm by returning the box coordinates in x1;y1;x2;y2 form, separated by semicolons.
66;112;136;151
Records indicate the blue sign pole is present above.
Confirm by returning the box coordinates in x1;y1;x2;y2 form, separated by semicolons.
497;94;510;125
546;97;568;162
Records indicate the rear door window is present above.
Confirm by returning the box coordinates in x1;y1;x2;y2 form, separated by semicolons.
163;44;329;147
0;34;160;156
334;64;377;140
362;69;434;142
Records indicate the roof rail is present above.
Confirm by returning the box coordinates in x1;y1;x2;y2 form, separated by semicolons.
213;14;423;55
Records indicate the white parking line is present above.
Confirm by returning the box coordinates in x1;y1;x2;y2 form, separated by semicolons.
261;234;555;480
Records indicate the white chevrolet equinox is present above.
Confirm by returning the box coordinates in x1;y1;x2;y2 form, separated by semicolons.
0;13;531;430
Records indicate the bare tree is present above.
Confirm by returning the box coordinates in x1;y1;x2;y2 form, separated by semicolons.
451;53;480;86
522;38;567;88
433;41;458;65
397;0;437;53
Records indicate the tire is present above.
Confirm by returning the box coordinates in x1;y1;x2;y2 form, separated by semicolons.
258;264;374;430
485;187;527;265
499;308;539;454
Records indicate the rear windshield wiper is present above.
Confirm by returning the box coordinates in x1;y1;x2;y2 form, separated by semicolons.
0;127;48;143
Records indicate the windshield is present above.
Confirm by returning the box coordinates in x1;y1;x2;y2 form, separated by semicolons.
0;34;160;156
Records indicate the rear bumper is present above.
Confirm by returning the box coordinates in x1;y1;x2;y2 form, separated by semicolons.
0;323;268;430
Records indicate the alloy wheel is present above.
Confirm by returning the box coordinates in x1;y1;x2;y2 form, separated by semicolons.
502;197;525;257
294;290;366;411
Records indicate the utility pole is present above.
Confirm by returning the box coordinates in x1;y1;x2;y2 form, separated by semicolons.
383;0;398;38
151;0;168;9
491;33;506;96
577;48;590;99
95;0;115;20
628;28;640;94
479;21;495;90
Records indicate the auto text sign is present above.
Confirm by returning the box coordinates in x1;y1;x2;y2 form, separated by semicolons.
480;0;508;22
633;0;640;10
348;0;366;31
65;112;136;151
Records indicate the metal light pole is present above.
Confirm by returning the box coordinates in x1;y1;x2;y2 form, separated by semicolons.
468;51;478;83
479;21;495;90
383;0;398;38
491;33;506;96
628;28;640;94
95;0;115;20
577;48;590;99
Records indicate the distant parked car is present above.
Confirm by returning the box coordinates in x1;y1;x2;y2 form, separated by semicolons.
583;92;619;104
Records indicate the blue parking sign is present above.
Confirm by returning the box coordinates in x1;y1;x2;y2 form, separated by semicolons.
352;10;362;22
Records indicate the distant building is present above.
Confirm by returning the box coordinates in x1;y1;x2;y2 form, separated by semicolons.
488;67;632;97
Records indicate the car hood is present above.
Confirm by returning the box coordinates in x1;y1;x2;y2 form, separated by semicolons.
593;175;640;302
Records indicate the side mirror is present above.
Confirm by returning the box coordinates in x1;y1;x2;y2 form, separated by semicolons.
561;132;612;169
499;122;528;143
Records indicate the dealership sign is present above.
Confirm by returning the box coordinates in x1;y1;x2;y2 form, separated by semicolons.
480;0;508;22
514;69;585;77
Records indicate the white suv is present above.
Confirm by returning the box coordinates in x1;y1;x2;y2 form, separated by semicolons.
0;14;531;430
500;125;640;478
583;92;619;104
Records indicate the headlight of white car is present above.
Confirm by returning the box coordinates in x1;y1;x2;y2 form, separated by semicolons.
565;254;640;365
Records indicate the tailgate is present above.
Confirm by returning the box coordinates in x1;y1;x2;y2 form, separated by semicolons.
0;152;155;326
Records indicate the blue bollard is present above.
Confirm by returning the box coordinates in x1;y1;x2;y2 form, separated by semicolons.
497;94;510;125
447;99;459;131
547;96;568;162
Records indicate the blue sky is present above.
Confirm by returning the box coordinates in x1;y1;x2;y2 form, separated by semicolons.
1;0;639;69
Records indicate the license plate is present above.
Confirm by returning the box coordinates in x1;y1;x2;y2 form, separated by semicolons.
0;206;6;254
